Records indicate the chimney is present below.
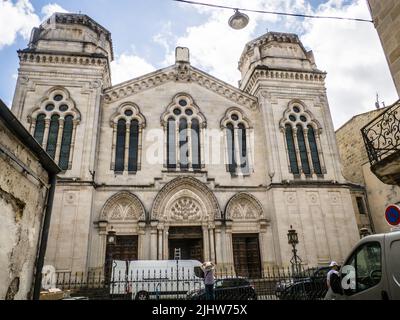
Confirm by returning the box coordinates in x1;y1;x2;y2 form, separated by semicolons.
175;47;190;64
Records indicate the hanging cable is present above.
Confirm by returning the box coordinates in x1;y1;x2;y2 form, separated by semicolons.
172;0;373;23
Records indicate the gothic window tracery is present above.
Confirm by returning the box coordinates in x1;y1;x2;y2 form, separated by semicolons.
221;108;252;176
29;87;80;171
161;93;206;171
280;101;325;177
110;103;145;173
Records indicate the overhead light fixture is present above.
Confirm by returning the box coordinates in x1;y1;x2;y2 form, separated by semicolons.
228;9;249;30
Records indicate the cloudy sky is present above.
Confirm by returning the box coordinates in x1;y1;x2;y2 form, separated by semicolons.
0;0;398;129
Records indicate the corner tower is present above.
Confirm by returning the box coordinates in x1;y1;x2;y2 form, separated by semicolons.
10;13;113;272
238;32;359;266
11;13;113;178
239;32;344;184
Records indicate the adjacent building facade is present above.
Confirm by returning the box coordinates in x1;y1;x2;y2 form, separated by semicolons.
10;13;360;277
0;100;59;299
368;0;400;97
336;108;398;234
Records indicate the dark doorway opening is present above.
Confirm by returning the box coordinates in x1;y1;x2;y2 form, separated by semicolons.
232;234;261;278
105;235;138;280
168;226;203;261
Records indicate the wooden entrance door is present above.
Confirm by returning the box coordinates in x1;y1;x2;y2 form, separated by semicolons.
232;234;261;278
168;227;203;261
105;235;138;280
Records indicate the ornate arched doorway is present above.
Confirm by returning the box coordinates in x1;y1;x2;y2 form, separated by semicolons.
98;191;146;275
150;177;221;262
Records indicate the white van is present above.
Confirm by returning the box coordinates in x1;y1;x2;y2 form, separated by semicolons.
327;231;400;300
109;260;204;299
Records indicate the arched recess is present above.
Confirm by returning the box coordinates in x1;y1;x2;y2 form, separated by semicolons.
225;192;268;221
151;177;221;223
100;191;146;222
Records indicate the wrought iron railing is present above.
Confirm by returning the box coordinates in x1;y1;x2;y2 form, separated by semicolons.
40;265;330;300
361;100;400;166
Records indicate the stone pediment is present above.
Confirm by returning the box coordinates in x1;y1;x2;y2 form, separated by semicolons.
103;64;258;110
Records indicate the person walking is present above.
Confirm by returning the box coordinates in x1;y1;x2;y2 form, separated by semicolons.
325;261;343;300
202;261;215;300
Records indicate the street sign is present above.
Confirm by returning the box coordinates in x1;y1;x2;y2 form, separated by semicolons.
385;205;400;226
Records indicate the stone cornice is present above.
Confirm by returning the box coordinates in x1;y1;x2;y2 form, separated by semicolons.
242;67;327;94
103;64;259;110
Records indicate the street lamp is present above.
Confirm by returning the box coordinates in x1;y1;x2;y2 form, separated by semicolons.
228;9;249;30
287;225;302;275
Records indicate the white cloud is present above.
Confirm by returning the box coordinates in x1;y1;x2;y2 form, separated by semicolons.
157;0;398;128
41;3;68;19
301;0;398;128
0;0;40;49
111;53;156;85
0;1;69;50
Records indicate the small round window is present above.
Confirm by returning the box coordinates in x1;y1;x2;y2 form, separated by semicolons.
59;105;69;112
293;106;300;113
124;110;133;116
289;115;296;122
185;109;193;116
179;99;187;107
173;108;181;115
45;104;55;111
231;114;239;121
300;115;307;122
53;94;63;101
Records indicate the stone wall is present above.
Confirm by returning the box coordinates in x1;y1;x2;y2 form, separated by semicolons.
336;109;385;185
368;0;400;96
0;117;49;299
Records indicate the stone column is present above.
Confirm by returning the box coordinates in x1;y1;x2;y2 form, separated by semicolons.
214;221;223;267
225;220;234;273
54;118;65;164
137;126;143;170
202;224;210;261
259;220;269;274
138;221;146;259
163;225;169;260
208;225;215;263
303;131;315;175
293;129;303;176
175;121;180;170
157;225;163;260
93;221;108;273
150;221;158;260
42;118;50;150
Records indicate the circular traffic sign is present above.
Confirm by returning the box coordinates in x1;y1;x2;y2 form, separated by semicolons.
385;205;400;226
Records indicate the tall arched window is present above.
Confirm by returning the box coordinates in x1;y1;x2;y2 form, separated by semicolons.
128;120;139;172
162;94;206;171
167;117;176;169
110;103;145;173
29;88;80;171
221;108;253;176
226;123;235;173
59;115;74;170
280;102;325;177
33;113;46;145
285;124;299;174
191;119;200;169
308;125;322;175
115;119;126;172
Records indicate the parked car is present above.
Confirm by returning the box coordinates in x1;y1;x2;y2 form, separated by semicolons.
278;267;330;300
109;259;204;300
188;277;257;300
327;231;400;300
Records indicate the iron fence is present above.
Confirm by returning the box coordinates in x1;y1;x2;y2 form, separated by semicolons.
44;265;329;300
361;100;400;166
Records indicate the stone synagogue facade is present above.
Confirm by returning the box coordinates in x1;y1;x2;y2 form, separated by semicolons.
10;13;360;276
